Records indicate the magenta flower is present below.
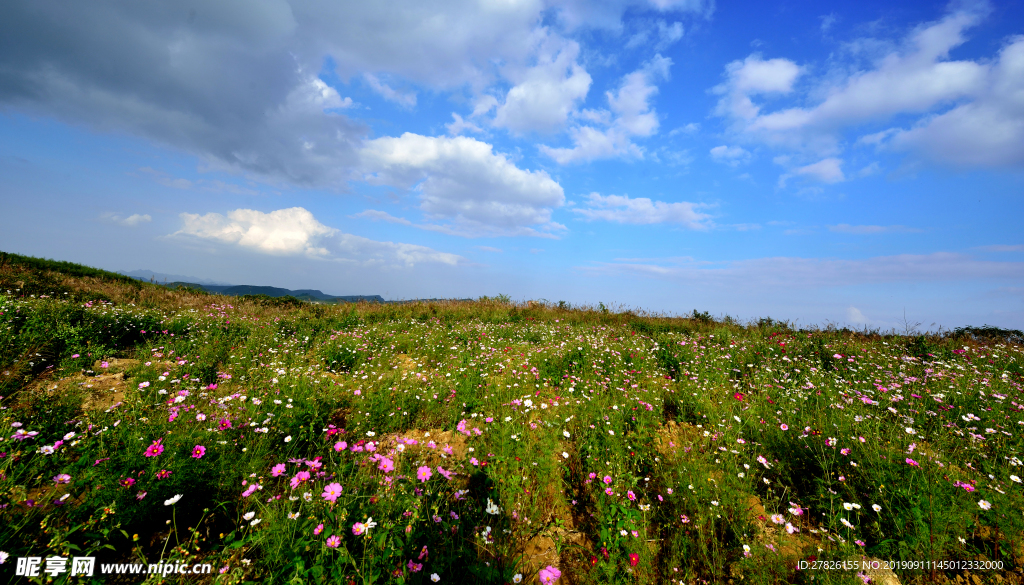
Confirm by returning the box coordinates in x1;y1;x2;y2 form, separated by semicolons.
780;423;789;431
378;457;395;473
192;445;206;459
417;466;433;482
313;523;324;535
218;418;232;430
144;440;164;457
53;473;71;484
271;463;286;477
407;560;423;573
436;466;453;480
289;471;311;489
322;482;343;502
156;469;171;480
603;475;612;485
538;565;562;584
627;490;636;501
325;535;341;548
906;458;919;467
334;441;348;452
120;478;136;488
605;487;614;496
136;491;148;501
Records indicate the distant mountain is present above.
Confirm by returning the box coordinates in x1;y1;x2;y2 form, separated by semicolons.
120;270;230;286
163;282;384;303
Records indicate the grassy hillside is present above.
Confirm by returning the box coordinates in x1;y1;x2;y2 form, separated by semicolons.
1;254;1022;584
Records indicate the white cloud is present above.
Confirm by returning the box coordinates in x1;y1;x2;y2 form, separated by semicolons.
364;73;417;108
177;208;336;256
780;158;844;186
476;246;503;253
541;55;671;163
846;306;867;324
829;224;920;234
627;20;684;51
572;192;711;229
711;6;1024;170
709;145;751;166
446;113;483;136
493;35;592;134
103;213;152;227
890;36;1024;168
360;133;565;237
176;207;462;266
713;55;803;121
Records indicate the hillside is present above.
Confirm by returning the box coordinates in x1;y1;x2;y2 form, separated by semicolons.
1;252;1022;584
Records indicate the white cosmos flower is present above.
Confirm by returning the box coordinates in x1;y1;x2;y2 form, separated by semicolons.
872;504;881;513
250;518;261;526
431;574;440;583
284;436;292;443
905;427;916;435
563;431;570;438
978;500;992;510
562;452;569;459
485;499;501;515
164;494;182;506
1010;475;1021;483
840;518;854;528
513;575;522;584
243;512;255;521
843;503;853;511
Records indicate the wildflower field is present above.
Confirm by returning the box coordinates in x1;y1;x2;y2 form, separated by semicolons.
1;255;1023;584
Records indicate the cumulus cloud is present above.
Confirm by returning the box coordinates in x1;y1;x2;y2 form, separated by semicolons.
709;145;751;166
846;306;868;324
572;192;711;229
359;133;565;237
711;5;1024;169
889;35;1024;168
176;207;462;266
363;73;417;108
0;1;710;191
446;113;482;136
778;158;844;187
493;34;592;134
541;55;671;163
102;213;152;227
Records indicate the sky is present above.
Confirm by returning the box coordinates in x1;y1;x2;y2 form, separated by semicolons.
1;0;1023;331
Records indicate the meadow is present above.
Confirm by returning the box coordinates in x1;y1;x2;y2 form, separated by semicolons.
1;253;1022;584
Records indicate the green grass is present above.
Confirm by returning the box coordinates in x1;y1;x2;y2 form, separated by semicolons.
0;258;1022;584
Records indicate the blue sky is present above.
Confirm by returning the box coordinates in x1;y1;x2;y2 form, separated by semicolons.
1;0;1023;330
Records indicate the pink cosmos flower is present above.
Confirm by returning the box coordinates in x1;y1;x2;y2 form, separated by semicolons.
407;560;423;573
334;441;348;452
906;458;919;467
322;482;343;502
313;523;324;535
326;535;341;548
218;418;232;430
378;457;395;473
144;440;164;457
53;473;71;484
271;463;286;477
120;478;136;488
629;553;639;567
436;466;453;480
603;475;612;485
780;424;789;431
417;466;432;482
538;565;562;584
156;469;171;480
627;490;636;501
605;488;614;496
192;445;206;459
